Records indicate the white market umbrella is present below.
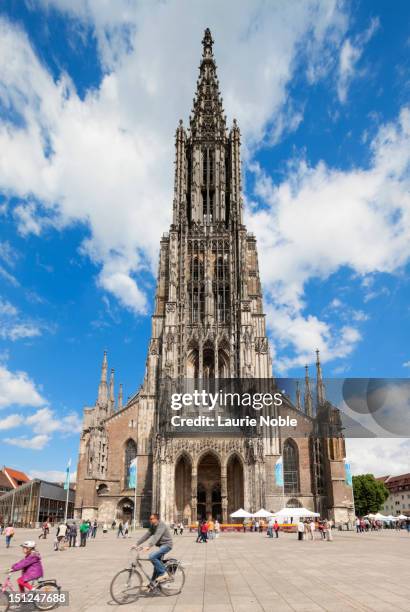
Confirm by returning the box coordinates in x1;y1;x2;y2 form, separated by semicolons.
398;514;408;520
385;515;398;521
230;508;253;518
252;508;274;518
373;512;389;521
274;507;320;519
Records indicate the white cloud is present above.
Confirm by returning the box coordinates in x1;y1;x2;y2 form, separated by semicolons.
0;266;19;287
0;2;349;314
0;298;18;316
4;434;49;450
0;365;46;408
13;201;42;236
26;407;82;435
403;361;410;368
0;323;42;341
0;413;24;430
347;438;410;477
337;17;379;103
28;469;77;483
0;298;42;341
0;241;19;267
247;107;410;369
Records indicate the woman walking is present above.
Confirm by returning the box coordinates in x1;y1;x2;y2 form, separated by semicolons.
5;524;14;548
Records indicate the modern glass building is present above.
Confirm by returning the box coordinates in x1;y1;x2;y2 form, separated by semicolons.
0;479;75;527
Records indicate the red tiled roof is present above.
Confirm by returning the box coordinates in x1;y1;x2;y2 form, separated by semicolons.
0;471;12;490
3;467;30;488
383;473;410;491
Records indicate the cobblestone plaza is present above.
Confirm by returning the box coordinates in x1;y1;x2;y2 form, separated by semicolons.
1;528;409;611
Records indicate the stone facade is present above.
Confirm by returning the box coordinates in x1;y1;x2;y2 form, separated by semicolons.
75;29;354;526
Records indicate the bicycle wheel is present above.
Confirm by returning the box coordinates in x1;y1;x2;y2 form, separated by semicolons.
110;568;142;604
35;582;60;611
0;590;10;612
159;560;185;596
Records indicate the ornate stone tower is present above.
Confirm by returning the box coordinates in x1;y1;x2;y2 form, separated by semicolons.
147;28;272;386
74;29;354;528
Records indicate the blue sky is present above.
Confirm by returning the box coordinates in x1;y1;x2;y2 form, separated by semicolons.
0;0;409;479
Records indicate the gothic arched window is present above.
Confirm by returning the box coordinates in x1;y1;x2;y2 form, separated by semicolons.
124;439;137;488
283;439;300;495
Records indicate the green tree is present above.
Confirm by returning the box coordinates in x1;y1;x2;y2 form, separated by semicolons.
352;474;389;516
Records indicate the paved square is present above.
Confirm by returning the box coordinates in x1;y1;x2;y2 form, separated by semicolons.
1;528;409;611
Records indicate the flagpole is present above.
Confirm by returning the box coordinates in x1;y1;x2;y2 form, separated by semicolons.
64;459;71;523
133;483;137;532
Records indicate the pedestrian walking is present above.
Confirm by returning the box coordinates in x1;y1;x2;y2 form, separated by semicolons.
179;521;184;536
309;520;315;540
5;524;14;548
103;523;108;534
195;521;202;543
111;520;116;530
297;520;305;541
171;521;177;536
123;521;129;538
267;517;274;538
215;519;220;538
207;518;214;540
91;519;97;538
38;521;48;540
68;522;77;547
273;520;280;538
117;522;123;538
200;520;208;543
79;520;88;547
326;519;333;541
56;522;67;551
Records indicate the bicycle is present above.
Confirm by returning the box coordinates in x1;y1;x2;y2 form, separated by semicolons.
110;549;185;604
0;572;61;611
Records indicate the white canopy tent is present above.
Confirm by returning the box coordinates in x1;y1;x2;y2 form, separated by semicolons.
230;508;253;518
385;515;399;521
398;514;408;520
373;512;389;521
273;507;320;519
252;508;274;518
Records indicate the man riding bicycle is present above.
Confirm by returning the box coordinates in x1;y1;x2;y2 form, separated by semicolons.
131;513;173;584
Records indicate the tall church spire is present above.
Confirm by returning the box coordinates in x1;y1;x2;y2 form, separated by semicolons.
109;368;115;413
190;28;225;140
316;349;326;407
118;383;123;410
96;350;108;408
304;365;313;417
296;380;302;411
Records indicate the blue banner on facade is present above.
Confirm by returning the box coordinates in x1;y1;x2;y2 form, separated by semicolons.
345;460;353;486
275;456;283;487
128;457;138;489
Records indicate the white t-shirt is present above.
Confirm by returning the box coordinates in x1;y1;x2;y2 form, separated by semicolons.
310;522;315;531
297;521;305;533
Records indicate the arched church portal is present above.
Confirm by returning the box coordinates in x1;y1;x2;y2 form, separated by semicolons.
227;454;244;519
174;454;192;524
197;452;221;521
117;497;134;522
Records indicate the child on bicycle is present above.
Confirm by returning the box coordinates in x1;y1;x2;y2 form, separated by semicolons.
8;540;44;592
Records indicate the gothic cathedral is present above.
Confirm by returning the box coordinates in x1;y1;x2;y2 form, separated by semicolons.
75;30;354;526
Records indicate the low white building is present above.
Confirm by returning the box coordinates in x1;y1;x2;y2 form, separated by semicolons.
377;473;410;516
